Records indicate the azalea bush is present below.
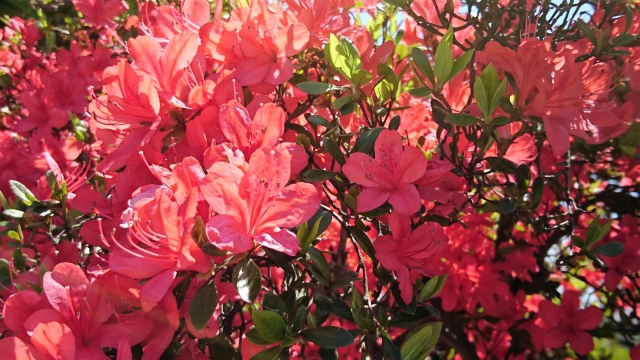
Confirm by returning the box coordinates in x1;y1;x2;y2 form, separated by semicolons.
0;0;639;358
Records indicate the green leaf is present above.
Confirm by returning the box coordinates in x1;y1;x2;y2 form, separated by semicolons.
339;38;363;77
611;34;636;46
307;247;332;280
585;219;614;249
571;235;585;248
296;82;339;95
382;337;402;360
13;248;25;271
324;34;362;80
307;115;332;128
388;115;401;131
445;114;480;126
433;30;453;85
318;348;339;360
351;127;384;154
9;180;38;206
401;322;442;360
189;279;219;331
576;19;597;45
474;77;489;117
492;116;510;126
498;197;519;214
246;327;277;345
352;69;372;87
408;87;432;97
323;138;346;166
349;226;376;260
411;47;435;84
479;64;500;98
491;79;508;115
301;211;333;250
530;177;544;209
263;293;288;316
303;169;337;183
418;275;447;302
593;241;624;257
351;287;376;331
233;258;262;303
299;326;355;349
3;209;24;218
250;345;283;360
253;310;287;343
333;95;353;110
449;49;474;82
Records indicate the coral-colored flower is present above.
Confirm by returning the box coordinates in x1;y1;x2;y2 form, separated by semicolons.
201;146;320;255
343;129;427;215
538;290;603;355
109;157;210;311
374;212;448;303
73;0;128;27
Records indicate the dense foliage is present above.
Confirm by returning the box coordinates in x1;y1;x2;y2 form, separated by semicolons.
0;0;639;359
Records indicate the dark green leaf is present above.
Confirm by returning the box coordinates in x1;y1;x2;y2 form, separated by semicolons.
593;241;624;257
408;87;432;97
308;115;332;128
323;138;346;166
388;306;431;327
333;95;353;110
299;326;354;349
12;248;25;271
498;197;518;214
492;116;510;126
246;327;278;345
349;226;376;260
445;113;480;126
253;310;287;342
530;177;544;209
233;258;262;303
297;82;339;95
250;345;283;360
571;235;584;248
332;298;355;322
307;247;331;280
189;279;219;331
576;19;597;45
207;334;240;359
411;47;435;84
351;127;384;154
318;348;339;360
303;169;337;183
388;115;401;131
263;293;288;316
382;337;402;360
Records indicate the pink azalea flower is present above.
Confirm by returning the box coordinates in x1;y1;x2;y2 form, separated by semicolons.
538;290;603;355
374;212;448;304
343;129;427;215
201;146;320;255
